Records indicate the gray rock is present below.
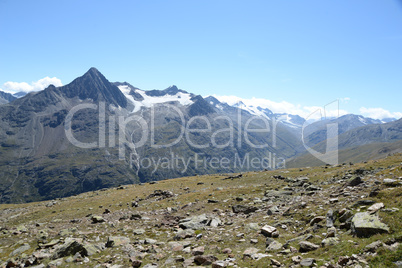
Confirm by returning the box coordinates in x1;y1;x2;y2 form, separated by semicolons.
91;215;105;223
326;209;334;228
106;236;130;247
133;228;146;235
266;240;282;252
348;176;363;186
174;229;195;240
52;239;88;259
261;225;277;237
232;204;258;214
179;214;209;229
351;212;390;237
322;237;340;246
299;241;319;252
10;243;31;256
300;258;316;267
194;255;218;265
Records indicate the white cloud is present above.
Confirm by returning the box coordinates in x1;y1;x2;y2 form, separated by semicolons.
360;107;402;120
211;94;348;120
1;77;63;94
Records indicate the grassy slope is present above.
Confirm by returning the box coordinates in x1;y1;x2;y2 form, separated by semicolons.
0;154;401;267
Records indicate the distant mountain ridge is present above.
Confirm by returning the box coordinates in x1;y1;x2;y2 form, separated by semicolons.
0;67;400;203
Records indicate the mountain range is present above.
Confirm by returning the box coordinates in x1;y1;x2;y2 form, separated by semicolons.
0;67;400;203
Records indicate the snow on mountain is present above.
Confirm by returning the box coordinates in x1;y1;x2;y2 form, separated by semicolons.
118;85;194;113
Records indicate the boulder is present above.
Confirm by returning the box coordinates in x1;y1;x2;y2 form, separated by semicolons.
52;239;88;259
106;236;130;247
299;241;319;252
232;205;258;214
351;212;389;237
179;214;209;229
261;225;277;237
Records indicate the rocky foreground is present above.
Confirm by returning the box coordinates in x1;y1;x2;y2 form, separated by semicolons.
0;154;401;268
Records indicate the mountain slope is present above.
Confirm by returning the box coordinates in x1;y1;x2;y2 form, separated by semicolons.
0;90;17;104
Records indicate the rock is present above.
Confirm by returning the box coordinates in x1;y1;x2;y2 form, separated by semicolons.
91;215;105;223
192;246;205;256
106;236;130;247
83;243;101;256
266;240;282;251
338;256;350;266
143;264;158;268
194;255;218;265
261;225;277;237
383;178;399;186
351;212;390;237
133;228;146;235
59;227;77;237
364;240;383;252
339;209;353;223
271;258;281;266
299;241;319;252
367;203;384;214
326;227;336;238
326;209;334;228
310;216;325;226
130;214;142;220
232;204;258;214
348;176;363;186
179;214;209;229
212;260;226;268
130;258;142;267
222;248;232;254
52;238;88;259
144;238;157;245
245;222;260;231
10;243;31;256
174;229;195;240
209;217;222;228
322;237;340;246
292;255;302;264
168;242;184;252
243;247;259;258
300;258;316;267
146;189;174;200
353;199;375;207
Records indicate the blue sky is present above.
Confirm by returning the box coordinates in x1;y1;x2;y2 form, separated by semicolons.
0;0;401;119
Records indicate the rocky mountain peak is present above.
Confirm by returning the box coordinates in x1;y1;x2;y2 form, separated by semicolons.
61;67;127;108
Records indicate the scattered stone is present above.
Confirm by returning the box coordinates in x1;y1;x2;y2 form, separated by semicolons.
243;247;259;259
174;229;195;240
367;203;384;214
292;255;302;264
10;243;31;256
261;225;277;237
364;240;383;252
299;241;319;252
339;209;353;223
326;209;334;228
194;255;218;265
52;238;88;259
266;240;282;251
91;215;105;223
351;212;390;237
310;216;325;226
232;204;258;214
212;260;226;268
322;237;340;246
179;214;209;229
133;228;146;235
300;258;316;267
271;258;281;266
192;246;205;256
146;189;174;200
130;214;142;220
348;176;363;186
106;236;130;247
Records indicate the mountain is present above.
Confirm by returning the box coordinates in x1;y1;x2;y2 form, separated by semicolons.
0;67;400;204
13;91;28;98
289;118;402;167
0;90;17;104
